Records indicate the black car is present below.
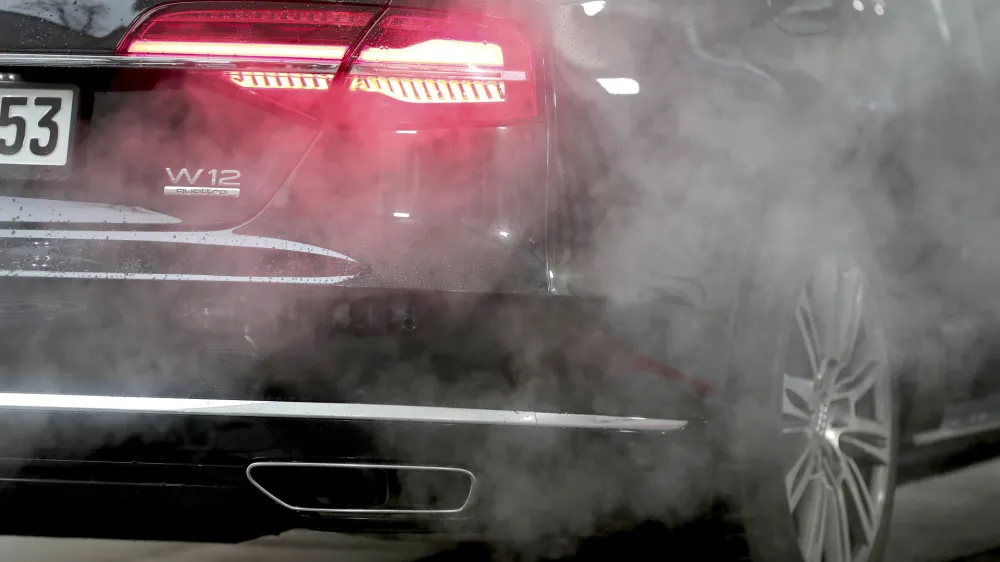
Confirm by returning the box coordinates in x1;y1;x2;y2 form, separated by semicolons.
0;0;996;561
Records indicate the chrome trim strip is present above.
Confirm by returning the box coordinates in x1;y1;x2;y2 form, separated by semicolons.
0;53;341;72
0;393;689;432
0;228;358;283
0;53;528;79
349;62;527;82
0;197;181;224
246;462;477;515
0;53;530;79
0;228;355;261
0;270;354;284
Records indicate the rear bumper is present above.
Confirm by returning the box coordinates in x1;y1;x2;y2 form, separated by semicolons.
0;400;715;542
0;280;728;541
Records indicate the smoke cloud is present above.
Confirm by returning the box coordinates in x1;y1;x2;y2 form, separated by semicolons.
5;0;1000;558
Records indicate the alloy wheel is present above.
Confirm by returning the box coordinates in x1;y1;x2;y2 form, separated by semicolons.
781;255;893;562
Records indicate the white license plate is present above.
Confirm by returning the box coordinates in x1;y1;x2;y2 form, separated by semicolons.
0;84;77;176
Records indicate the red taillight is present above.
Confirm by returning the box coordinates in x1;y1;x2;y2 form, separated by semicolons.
129;41;349;61
344;9;537;126
117;3;540;128
118;5;376;64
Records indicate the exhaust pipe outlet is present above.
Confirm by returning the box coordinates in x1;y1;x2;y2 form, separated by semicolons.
246;462;476;514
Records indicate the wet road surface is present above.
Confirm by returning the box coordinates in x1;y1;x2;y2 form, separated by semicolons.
4;459;1000;562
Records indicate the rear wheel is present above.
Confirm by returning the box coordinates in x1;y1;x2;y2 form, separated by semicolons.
729;195;898;562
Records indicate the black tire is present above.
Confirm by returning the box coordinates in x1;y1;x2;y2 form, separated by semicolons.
725;192;900;562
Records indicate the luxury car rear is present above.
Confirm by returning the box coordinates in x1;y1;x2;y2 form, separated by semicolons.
0;0;565;389
0;0;725;549
0;2;949;562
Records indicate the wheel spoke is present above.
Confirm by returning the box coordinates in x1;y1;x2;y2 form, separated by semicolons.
799;479;829;562
840;416;891;465
825;484;854;562
833;356;879;402
784;373;815;424
786;443;818;512
796;290;823;375
841;453;879;541
835;267;865;364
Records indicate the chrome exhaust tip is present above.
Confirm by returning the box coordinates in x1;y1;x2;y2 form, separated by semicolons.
246;462;476;515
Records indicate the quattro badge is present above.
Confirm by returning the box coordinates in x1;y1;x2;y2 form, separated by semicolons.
164;167;241;198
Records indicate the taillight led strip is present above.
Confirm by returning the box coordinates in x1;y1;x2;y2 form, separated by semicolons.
125;40;349;62
347;62;527;82
348;76;506;104
229;71;335;90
